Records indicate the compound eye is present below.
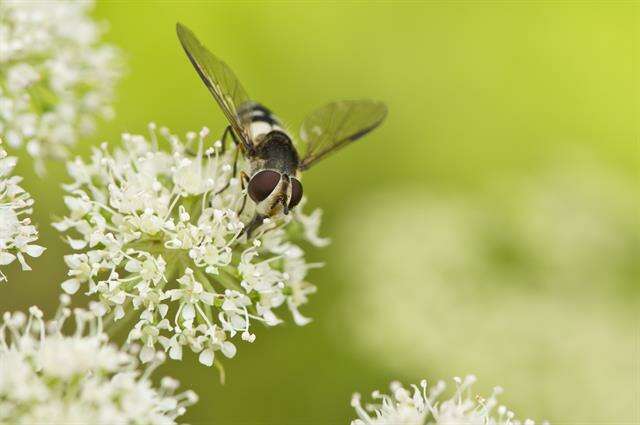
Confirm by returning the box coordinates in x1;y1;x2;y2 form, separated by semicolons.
289;178;303;208
248;170;280;203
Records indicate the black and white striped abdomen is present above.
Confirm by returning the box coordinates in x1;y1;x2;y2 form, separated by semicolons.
238;102;286;140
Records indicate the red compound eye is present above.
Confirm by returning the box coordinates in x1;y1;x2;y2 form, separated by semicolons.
289;178;303;208
248;170;280;203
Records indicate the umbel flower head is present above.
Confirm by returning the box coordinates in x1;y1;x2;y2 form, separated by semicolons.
350;375;543;425
0;142;44;282
55;123;327;369
0;296;197;424
0;0;123;173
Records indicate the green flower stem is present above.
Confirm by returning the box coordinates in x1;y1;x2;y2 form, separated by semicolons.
192;268;215;324
104;303;139;339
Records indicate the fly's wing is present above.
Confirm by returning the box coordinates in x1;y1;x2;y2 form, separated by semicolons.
176;23;253;150
298;100;387;170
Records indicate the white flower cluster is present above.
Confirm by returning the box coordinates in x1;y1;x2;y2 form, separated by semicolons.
351;375;542;425
0;0;122;172
55;124;327;368
0;143;44;282
0;297;197;424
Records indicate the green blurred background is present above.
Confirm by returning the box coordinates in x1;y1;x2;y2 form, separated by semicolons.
3;1;638;424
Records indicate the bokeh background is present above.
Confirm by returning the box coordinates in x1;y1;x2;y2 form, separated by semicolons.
2;2;638;424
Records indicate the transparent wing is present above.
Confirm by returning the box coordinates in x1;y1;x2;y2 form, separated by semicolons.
298;100;387;170
176;22;252;149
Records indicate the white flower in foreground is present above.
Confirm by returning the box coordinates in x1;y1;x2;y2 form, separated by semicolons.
0;143;44;281
0;297;197;424
55;124;326;369
0;0;123;173
351;375;543;425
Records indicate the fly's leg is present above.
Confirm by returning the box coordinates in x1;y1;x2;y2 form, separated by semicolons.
218;125;235;154
240;213;265;239
214;147;240;195
237;173;272;239
187;125;237;157
219;125;248;153
237;171;250;216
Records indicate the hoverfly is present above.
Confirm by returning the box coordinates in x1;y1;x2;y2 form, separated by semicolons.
176;23;387;236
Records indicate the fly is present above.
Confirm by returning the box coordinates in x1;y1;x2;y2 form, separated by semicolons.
176;23;387;236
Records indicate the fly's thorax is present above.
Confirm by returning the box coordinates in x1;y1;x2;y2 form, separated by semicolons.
250;130;300;176
238;102;299;174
